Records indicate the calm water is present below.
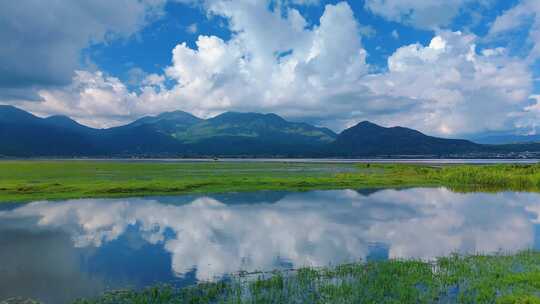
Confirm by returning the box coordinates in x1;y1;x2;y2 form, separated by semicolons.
16;158;540;164
2;188;540;303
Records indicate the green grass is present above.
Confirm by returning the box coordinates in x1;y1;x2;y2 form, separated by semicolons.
2;161;540;202
73;251;540;304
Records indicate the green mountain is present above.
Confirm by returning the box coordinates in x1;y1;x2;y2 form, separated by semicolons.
43;115;96;133
99;111;201;156
0;105;98;156
0;106;336;157
177;112;337;156
126;110;202;134
329;121;482;156
1;105;539;158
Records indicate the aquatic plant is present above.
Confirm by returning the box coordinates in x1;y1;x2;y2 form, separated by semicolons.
73;250;540;304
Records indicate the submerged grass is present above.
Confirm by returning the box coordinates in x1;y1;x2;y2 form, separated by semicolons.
74;251;540;304
2;161;540;202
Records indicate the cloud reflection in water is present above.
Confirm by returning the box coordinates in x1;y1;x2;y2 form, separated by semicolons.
2;187;540;282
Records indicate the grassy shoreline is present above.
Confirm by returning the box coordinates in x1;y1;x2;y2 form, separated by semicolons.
73;251;540;304
2;160;540;202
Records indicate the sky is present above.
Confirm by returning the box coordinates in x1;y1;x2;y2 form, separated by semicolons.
1;0;540;138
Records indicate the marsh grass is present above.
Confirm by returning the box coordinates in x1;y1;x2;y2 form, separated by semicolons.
73;251;540;304
2;161;540;202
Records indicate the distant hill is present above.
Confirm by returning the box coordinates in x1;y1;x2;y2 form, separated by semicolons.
43;115;94;132
328;121;482;156
125;110;203;133
0;106;336;157
181;112;337;156
0;105;98;156
472;133;540;145
1;105;539;158
108;111;336;156
100;111;201;156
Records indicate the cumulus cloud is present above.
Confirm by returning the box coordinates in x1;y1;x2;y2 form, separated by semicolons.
0;0;167;92
30;32;532;135
21;1;372;129
2;188;539;280
365;31;532;135
19;71;139;128
165;1;368;119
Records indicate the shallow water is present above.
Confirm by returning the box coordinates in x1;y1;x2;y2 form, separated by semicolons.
8;158;539;164
2;188;540;303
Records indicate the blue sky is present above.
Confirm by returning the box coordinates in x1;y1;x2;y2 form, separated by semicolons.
1;0;539;137
87;0;437;80
87;0;524;77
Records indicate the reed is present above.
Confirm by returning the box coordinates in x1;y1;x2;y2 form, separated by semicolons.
74;250;540;304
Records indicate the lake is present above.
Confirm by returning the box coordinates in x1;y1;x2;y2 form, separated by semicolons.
16;158;540;164
2;188;540;303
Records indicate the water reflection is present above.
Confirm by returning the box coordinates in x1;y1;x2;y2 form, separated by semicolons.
2;188;540;303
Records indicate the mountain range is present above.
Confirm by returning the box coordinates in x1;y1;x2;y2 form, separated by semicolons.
0;105;539;158
472;133;540;145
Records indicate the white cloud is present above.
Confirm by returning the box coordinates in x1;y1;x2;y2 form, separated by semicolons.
365;31;532;135
291;0;320;5
359;25;377;38
489;0;540;62
126;67;148;86
22;1;371;129
518;95;540;134
186;23;198;34
364;0;473;29
22;71;139;128
0;0;167;91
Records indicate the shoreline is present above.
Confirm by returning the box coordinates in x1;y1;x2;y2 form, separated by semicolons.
2;161;540;203
0;157;538;164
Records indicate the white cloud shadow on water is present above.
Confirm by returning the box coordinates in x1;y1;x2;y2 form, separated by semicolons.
2;188;540;281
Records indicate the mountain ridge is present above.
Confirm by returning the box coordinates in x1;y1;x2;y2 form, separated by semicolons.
0;106;539;157
329;120;481;156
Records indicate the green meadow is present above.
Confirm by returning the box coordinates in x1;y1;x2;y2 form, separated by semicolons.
1;160;540;202
74;251;540;304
